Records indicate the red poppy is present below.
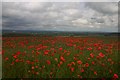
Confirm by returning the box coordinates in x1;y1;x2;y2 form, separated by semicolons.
94;71;97;75
15;59;19;62
90;53;94;58
71;62;75;65
5;57;9;61
85;63;89;67
16;51;21;55
99;52;105;58
81;68;84;72
87;47;92;50
88;58;90;60
32;66;35;69
59;47;63;51
113;74;118;79
92;61;95;65
77;60;82;65
35;66;38;68
70;67;74;72
13;55;17;59
58;64;60;67
46;60;51;65
44;50;49;55
60;56;65;62
67;63;72;67
60;61;63;65
107;58;112;62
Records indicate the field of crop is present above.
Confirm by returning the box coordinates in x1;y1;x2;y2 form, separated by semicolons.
2;36;120;79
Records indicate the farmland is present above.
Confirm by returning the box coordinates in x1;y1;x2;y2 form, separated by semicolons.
2;32;120;79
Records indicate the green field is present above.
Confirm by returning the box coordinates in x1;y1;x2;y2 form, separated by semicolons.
2;36;120;79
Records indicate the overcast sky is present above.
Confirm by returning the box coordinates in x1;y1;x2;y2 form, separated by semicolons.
2;2;118;32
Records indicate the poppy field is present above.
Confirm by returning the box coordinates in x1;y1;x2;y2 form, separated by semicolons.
2;36;120;79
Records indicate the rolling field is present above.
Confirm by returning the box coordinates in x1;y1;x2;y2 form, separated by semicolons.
2;35;120;79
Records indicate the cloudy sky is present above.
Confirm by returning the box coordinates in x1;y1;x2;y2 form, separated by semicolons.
2;2;118;32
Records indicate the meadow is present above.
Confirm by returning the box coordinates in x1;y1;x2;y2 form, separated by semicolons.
2;35;120;79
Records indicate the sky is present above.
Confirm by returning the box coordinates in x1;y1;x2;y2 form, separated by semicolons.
2;1;119;32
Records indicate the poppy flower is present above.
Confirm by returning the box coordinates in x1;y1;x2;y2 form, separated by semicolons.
32;66;35;69
15;59;19;62
98;47;102;50
67;63;72;67
58;64;60;67
60;61;63;65
99;52;105;58
113;74;118;79
5;57;9;61
46;60;51;65
94;71;97;75
16;51;21;55
60;56;65;62
107;58;112;62
44;50;49;55
85;63;89;67
77;60;82;65
71;62;75;65
70;67;74;72
35;66;38;68
81;68;84;72
92;61;95;65
13;55;17;59
59;47;63;51
35;72;39;75
87;47;92;50
90;53;94;58
88;58;90;60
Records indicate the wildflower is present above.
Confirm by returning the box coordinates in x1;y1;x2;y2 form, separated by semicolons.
32;66;34;69
15;59;19;62
60;56;65;62
35;66;38;68
71;62;75;65
70;67;74;72
90;53;94;58
59;47;63;51
16;51;21;55
87;47;92;50
88;58;90;60
108;58;112;62
67;63;71;67
46;60;51;65
113;74;118;79
99;52;105;58
10;62;14;65
81;68;84;73
92;61;95;65
5;57;9;61
94;71;97;75
58;64;60;67
85;63;89;67
60;61;63;65
98;47;102;50
13;55;17;59
77;60;82;65
44;50;49;55
35;72;39;75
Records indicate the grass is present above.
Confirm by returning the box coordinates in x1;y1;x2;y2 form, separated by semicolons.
2;36;120;79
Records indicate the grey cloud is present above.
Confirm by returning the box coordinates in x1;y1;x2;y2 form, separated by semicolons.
85;2;118;15
2;2;118;32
